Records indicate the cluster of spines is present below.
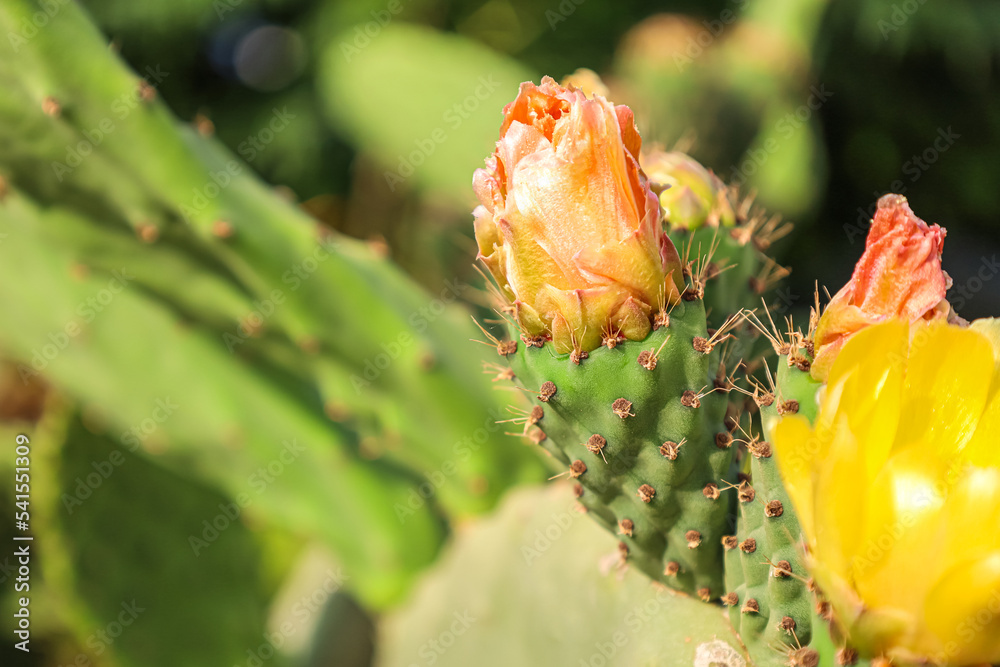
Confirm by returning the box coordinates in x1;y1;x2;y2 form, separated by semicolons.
666;190;792;329
721;410;819;667
734;306;871;666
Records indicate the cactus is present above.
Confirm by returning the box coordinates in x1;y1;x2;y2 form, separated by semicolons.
506;300;737;598
25;410;278;667
470;78;751;599
723;351;820;667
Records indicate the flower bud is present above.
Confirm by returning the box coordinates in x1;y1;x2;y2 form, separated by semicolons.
473;77;683;353
812;194;951;380
641;150;735;230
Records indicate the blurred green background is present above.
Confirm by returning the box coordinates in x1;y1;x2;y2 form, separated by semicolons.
78;0;1000;315
1;0;999;665
77;0;1000;316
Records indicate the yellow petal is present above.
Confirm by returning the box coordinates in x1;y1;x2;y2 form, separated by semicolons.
963;390;1000;468
894;321;993;458
846;606;913;659
963;321;1000;467
824;319;908;410
535;285;628;352
969;317;1000;365
812;293;884;382
510;300;546;337
854;448;947;613
923;552;1000;665
609;295;651;342
473;205;498;258
942;467;1000;568
823;320;908;480
573;233;663;298
812;416;867;586
497;214;571;301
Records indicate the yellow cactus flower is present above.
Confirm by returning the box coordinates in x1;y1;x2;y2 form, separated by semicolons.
772;317;1000;665
473;76;683;354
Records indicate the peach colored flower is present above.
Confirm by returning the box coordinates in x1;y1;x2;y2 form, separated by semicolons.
812;194;951;380
473;76;682;353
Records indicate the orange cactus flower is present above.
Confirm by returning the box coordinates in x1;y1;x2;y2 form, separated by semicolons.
473;76;683;354
812;194;951;380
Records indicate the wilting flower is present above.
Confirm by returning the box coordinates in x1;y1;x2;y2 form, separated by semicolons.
641;150;735;230
473;76;683;353
773;318;1000;665
812;194;951;381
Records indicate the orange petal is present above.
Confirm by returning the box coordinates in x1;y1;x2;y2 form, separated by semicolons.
813;195;949;380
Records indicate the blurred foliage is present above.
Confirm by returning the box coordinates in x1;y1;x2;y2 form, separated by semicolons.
73;0;1000;315
377;483;746;667
48;411;277;667
0;0;547;663
319;23;536;205
2;0;999;664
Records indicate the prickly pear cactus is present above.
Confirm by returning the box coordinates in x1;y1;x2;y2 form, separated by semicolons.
503;298;739;599
468;82;771;601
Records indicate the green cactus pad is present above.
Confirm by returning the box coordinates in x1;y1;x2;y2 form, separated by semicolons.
723;427;815;667
505;298;739;598
725;353;872;667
